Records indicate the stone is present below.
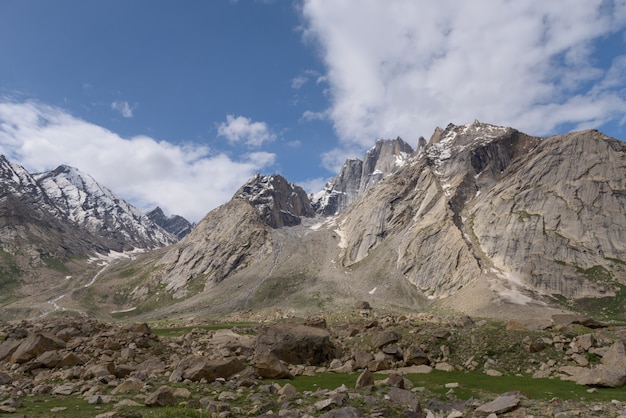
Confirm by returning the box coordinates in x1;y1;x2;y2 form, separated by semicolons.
355;370;374;388
10;332;66;363
386;387;421;412
174;355;245;382
601;340;626;367
559;365;626;388
110;378;143;395
0;339;22;362
255;323;335;365
255;352;293;379
318;406;364;418
475;394;520;414
145;385;177;407
353;349;374;370
404;344;429;366
371;330;401;349
521;336;545;352
0;371;12;385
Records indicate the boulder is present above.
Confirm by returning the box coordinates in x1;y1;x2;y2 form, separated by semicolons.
475;394;520;414
254;352;292;379
10;332;66;364
0;339;22;362
386;387;421;412
601;340;626;367
175;355;246;382
255;323;335;365
371;330;401;349
559;365;626;388
145;385;177;407
355;369;374;388
403;344;429;366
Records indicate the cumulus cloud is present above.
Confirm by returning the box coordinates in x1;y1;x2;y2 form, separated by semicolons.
300;0;626;150
217;114;276;147
0;101;275;222
111;101;135;118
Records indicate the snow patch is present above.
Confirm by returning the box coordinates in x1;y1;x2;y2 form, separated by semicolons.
85;249;145;287
334;228;348;249
369;287;377;295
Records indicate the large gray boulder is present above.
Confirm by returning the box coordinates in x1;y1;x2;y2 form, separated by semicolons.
255;323;335;366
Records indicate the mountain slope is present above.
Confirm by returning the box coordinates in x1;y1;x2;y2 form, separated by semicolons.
108;121;626;321
0;157;184;317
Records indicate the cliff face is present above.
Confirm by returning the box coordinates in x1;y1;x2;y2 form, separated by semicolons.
313;137;414;215
336;122;626;306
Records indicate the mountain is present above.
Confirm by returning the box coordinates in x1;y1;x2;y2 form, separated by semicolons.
312;137;415;215
82;121;626;322
147;207;194;239
0;157;184;313
34;165;176;250
2;122;625;322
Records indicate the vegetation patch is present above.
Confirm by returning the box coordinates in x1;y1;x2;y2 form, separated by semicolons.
42;256;70;274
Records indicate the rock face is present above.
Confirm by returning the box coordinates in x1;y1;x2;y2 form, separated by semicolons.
147;207;194;239
334;121;626;311
155;198;272;295
313;137;414;215
235;174;315;228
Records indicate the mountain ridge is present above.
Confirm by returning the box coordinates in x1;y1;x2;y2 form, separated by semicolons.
1;122;625;322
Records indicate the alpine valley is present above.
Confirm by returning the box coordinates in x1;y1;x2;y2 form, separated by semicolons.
1;121;625;323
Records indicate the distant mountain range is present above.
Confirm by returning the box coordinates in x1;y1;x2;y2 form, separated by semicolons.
1;121;625;322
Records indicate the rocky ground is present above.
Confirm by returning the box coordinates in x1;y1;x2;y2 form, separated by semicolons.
0;310;625;417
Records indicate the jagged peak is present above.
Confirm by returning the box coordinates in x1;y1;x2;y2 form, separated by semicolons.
425;121;515;166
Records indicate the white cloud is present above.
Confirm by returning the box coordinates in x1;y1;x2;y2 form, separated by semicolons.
291;76;308;89
111;101;135;118
0;101;275;222
301;0;626;149
217;114;276;147
296;176;329;194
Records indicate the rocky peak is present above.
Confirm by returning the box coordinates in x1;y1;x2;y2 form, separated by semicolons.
313;137;414;216
147;207;194;239
235;174;315;228
34;164;176;249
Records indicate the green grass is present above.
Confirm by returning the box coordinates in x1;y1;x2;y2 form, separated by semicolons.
403;370;624;402
42;256;70;274
275;370;624;403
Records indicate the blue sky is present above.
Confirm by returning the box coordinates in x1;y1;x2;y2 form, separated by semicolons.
0;0;625;222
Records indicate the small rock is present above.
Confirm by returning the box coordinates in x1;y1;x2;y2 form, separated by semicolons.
355;369;374;388
145;385;177;407
475;394;520;414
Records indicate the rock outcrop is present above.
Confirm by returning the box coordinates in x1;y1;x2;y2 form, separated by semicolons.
313;137;414;215
235;174;315;228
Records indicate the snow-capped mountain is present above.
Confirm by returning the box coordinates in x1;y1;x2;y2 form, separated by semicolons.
0;157;180;258
34;165;176;249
